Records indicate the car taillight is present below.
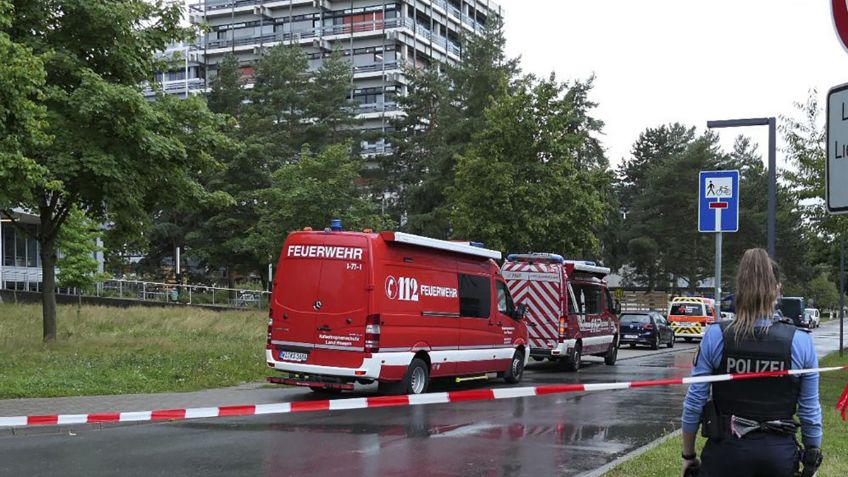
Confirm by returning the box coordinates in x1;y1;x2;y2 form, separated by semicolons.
643;324;654;330
365;314;381;353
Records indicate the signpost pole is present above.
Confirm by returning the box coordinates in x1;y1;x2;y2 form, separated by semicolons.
768;118;777;259
715;232;722;304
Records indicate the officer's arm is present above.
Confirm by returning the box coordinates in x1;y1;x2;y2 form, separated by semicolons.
681;325;723;455
792;331;822;448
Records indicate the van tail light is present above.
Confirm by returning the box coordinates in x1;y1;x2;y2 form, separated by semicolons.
364;314;381;353
266;312;273;351
643;324;654;331
559;317;566;340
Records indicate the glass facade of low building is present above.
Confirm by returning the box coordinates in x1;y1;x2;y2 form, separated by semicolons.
0;222;43;291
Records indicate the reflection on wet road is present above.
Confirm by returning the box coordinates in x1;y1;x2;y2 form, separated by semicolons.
0;324;840;477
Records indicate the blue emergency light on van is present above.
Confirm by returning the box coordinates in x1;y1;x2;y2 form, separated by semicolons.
506;253;565;263
330;219;343;231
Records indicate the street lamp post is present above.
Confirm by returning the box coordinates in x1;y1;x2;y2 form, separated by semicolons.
707;117;777;259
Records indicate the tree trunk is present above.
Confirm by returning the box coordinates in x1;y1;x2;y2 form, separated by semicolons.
40;233;58;342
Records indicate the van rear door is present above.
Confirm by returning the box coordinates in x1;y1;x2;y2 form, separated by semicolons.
502;262;563;351
313;235;370;352
273;234;325;351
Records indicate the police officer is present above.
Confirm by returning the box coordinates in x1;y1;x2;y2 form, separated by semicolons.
680;249;823;477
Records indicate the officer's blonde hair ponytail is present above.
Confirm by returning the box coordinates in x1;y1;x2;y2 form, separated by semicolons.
732;248;777;339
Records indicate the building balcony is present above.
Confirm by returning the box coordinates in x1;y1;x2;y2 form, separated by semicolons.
360;142;394;157
199;17;463;61
142;78;207;97
355;101;400;115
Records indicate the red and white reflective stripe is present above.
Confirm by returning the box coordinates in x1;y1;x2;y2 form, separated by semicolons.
2;366;845;428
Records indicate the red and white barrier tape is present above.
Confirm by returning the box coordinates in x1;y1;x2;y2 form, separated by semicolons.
2;366;847;428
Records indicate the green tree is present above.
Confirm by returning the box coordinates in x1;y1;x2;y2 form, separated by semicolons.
449;75;609;254
0;0;229;341
616;124;698;289
806;271;840;310
781;90;844;291
306;47;358;146
386;66;455;236
0;0;47;206
57;207;107;319
188;43;357;286
388;18;519;238
207;53;244;118
248;144;392;263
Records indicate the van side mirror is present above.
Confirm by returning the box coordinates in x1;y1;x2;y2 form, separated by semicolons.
614;300;621;315
512;303;528;321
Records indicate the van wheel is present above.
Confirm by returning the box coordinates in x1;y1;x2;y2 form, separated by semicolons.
504;350;525;384
603;340;618;366
380;358;430;395
562;345;581;372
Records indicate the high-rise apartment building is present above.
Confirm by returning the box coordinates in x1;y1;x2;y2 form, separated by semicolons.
186;0;502;156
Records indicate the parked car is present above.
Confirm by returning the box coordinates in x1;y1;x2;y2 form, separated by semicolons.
619;311;675;350
803;308;821;328
778;297;807;328
503;254;620;372
266;227;530;395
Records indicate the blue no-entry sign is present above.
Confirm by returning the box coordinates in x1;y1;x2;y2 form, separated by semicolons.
699;170;740;233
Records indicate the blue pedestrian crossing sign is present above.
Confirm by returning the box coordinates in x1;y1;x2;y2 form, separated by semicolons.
698;170;739;233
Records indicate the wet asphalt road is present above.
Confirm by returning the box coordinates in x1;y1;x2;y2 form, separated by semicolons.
0;323;841;477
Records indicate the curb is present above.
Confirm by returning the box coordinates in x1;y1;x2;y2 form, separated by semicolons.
0;420;148;438
578;428;683;477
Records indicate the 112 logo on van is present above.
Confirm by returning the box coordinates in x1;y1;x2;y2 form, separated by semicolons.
386;276;418;301
385;276;458;302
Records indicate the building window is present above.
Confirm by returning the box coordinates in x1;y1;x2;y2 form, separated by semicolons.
459;274;491;318
15;228;26;267
2;224;14;267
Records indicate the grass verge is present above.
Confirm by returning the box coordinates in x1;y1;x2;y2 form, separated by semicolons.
603;352;848;476
0;303;269;399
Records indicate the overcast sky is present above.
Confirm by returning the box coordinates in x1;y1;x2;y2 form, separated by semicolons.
497;0;848;168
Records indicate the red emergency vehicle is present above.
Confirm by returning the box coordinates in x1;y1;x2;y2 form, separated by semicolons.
502;254;620;371
266;229;530;395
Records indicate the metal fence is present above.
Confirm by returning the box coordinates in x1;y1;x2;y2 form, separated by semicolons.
91;279;270;310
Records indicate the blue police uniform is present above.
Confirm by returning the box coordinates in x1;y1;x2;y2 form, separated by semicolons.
682;318;822;477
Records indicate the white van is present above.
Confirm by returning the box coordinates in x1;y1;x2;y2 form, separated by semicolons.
803;308;820;329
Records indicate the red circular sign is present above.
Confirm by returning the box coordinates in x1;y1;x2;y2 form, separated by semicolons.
833;0;848;53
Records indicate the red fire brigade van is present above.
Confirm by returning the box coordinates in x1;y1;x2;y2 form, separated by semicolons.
502;254;620;371
266;229;530;395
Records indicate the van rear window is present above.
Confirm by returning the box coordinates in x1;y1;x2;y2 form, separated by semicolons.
459;274;491;318
670;303;704;316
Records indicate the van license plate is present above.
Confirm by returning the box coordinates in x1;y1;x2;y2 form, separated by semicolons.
279;351;309;362
624;335;638;339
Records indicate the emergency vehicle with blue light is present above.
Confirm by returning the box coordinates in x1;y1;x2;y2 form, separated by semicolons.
266;226;530;395
502;254;620;371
